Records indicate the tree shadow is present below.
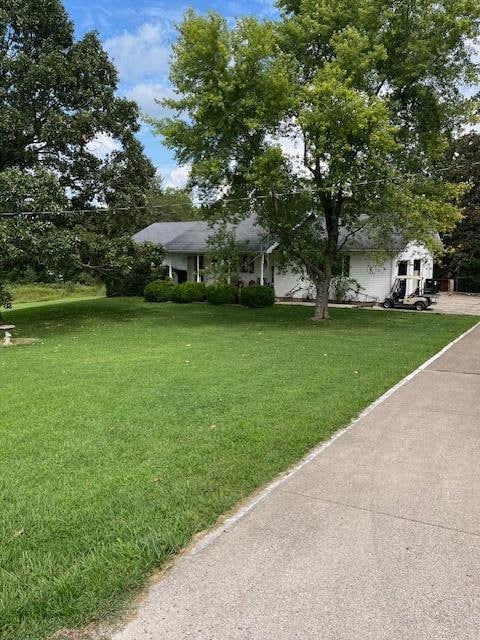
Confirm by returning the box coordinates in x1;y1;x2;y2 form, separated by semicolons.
2;296;455;344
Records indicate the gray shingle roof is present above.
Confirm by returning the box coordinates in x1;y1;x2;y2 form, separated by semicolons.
132;221;197;247
133;217;271;253
133;216;429;254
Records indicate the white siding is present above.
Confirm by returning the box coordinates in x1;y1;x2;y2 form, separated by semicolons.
349;253;393;302
273;242;434;302
273;253;393;301
393;243;434;296
274;269;314;298
165;242;434;302
395;244;433;277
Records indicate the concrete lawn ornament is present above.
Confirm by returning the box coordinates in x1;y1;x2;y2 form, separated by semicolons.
1;324;15;346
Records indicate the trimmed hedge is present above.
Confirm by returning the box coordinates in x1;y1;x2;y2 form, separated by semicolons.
240;285;275;308
206;283;238;305
171;281;207;303
144;279;176;302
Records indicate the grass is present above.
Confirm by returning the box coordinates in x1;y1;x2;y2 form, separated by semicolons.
8;282;105;304
0;298;476;640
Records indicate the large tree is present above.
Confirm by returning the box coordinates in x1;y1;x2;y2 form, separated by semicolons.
156;0;479;319
442;132;480;290
144;179;200;224
0;0;160;283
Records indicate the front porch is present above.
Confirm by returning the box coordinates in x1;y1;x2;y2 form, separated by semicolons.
164;251;274;287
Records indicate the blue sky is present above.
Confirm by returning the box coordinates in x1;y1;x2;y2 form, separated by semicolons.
63;0;277;187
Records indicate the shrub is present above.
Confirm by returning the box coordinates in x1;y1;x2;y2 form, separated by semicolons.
144;279;176;302
106;262;167;297
240;285;275;308
0;283;12;310
329;276;363;302
105;246;166;297
171;281;207;303
206;283;237;305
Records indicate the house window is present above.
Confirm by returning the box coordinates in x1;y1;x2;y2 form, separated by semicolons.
413;259;421;274
332;254;350;277
240;254;255;273
397;260;408;276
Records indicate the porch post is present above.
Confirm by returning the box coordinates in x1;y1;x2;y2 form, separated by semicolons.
260;252;265;285
168;260;173;279
196;254;201;283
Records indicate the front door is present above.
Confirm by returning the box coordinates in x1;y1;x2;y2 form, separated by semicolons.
175;269;188;284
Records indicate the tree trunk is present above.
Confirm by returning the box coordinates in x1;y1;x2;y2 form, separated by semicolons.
313;275;331;320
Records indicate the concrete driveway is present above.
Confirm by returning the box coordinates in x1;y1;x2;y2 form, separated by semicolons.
113;324;480;640
281;292;480;316
434;293;480;316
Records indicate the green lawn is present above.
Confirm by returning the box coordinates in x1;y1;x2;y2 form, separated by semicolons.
8;282;105;304
0;298;476;640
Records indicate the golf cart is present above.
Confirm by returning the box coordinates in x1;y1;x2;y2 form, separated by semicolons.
383;276;439;311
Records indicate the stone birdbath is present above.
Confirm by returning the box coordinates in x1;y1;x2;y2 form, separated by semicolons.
0;323;15;346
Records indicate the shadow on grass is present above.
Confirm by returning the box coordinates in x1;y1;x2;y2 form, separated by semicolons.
2;296;472;345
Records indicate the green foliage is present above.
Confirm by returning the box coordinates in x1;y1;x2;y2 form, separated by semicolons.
329;277;363;302
171;281;207;303
144;279;177;302
104;243;166;297
240;285;275;308
204;225;242;283
206;283;238;305
144;179;199;224
155;1;479;318
0;282;12;310
0;0;156;282
441;133;480;288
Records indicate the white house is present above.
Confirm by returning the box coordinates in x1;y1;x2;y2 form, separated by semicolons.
133;217;434;304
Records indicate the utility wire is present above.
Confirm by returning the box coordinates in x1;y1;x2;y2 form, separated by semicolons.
1;161;479;218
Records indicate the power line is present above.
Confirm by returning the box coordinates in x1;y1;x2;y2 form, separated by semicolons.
1;161;479;218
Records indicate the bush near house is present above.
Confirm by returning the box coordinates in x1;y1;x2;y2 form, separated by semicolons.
241;285;275;308
144;279;177;302
329;276;363;302
106;264;164;298
206;283;238;305
171;281;207;303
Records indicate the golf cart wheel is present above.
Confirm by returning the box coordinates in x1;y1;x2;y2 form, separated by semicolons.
383;298;393;309
414;301;426;311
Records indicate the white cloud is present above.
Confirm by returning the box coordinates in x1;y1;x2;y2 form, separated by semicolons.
140;5;187;21
161;165;190;188
104;22;171;83
124;82;174;117
86;132;121;159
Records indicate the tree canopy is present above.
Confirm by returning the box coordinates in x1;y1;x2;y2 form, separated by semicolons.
0;0;161;285
145;179;200;224
155;0;480;318
442;132;480;291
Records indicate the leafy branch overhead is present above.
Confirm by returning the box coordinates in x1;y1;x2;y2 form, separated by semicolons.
154;0;480;319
